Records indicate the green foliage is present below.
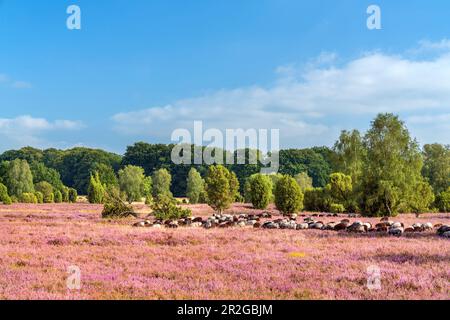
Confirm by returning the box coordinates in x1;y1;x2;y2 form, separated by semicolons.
5;159;34;197
87;172;105;204
279;149;333;188
327;172;354;212
422;144;450;194
333;130;365;186
54;190;63;203
247;174;273;209
294;172;313;192
10;195;19;203
435;187;450;213
303;187;330;212
20;192;38;204
35;181;54;203
118;165;147;203
152;168;173;198
55;148;121;194
0;147;121;195
361;114;424;217
205;165;239;213
61;187;69;203
186;168;205;204
274;175;304;214
0;183;12;205
151;194;192;220
330;203;345;214
409;181;435;214
34;191;44;204
92;163;119;188
143;176;153;205
102;192;136;219
68;188;78;203
30;162;63;190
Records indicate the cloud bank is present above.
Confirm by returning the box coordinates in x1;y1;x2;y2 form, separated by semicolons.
113;41;450;148
0;115;84;150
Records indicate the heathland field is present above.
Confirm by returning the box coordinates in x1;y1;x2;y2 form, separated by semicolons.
0;203;448;300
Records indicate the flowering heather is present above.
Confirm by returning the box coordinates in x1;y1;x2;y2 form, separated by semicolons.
0;203;448;300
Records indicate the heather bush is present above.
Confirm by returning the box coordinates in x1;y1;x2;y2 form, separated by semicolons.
274;175;304;214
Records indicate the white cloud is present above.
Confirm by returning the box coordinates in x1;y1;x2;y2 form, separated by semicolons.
0;73;32;89
0;115;84;150
11;81;32;89
113;40;450;148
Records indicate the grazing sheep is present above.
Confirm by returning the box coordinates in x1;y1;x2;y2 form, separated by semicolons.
296;223;309;230
442;231;450;238
423;222;433;231
437;225;450;236
311;222;324;230
391;222;403;229
334;222;349;231
133;221;146;227
389;227;404;236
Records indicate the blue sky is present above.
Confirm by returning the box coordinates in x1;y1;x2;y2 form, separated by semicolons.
1;0;450;153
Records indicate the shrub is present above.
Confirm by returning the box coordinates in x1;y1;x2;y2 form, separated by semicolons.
68;188;78;203
205;165;239;214
102;193;136;219
10;195;19;203
145;195;153;205
186;168;205;204
20;192;38;204
304;188;330;212
0;183;12;205
247;174;273;210
34;191;44;204
61;187;69;203
87;172;105;204
274;175;304;215
151;195;192;220
54;190;63;203
2;195;12;205
35;181;54;203
330;203;345;214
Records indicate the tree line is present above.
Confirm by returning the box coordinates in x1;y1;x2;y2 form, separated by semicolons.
0;113;448;216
